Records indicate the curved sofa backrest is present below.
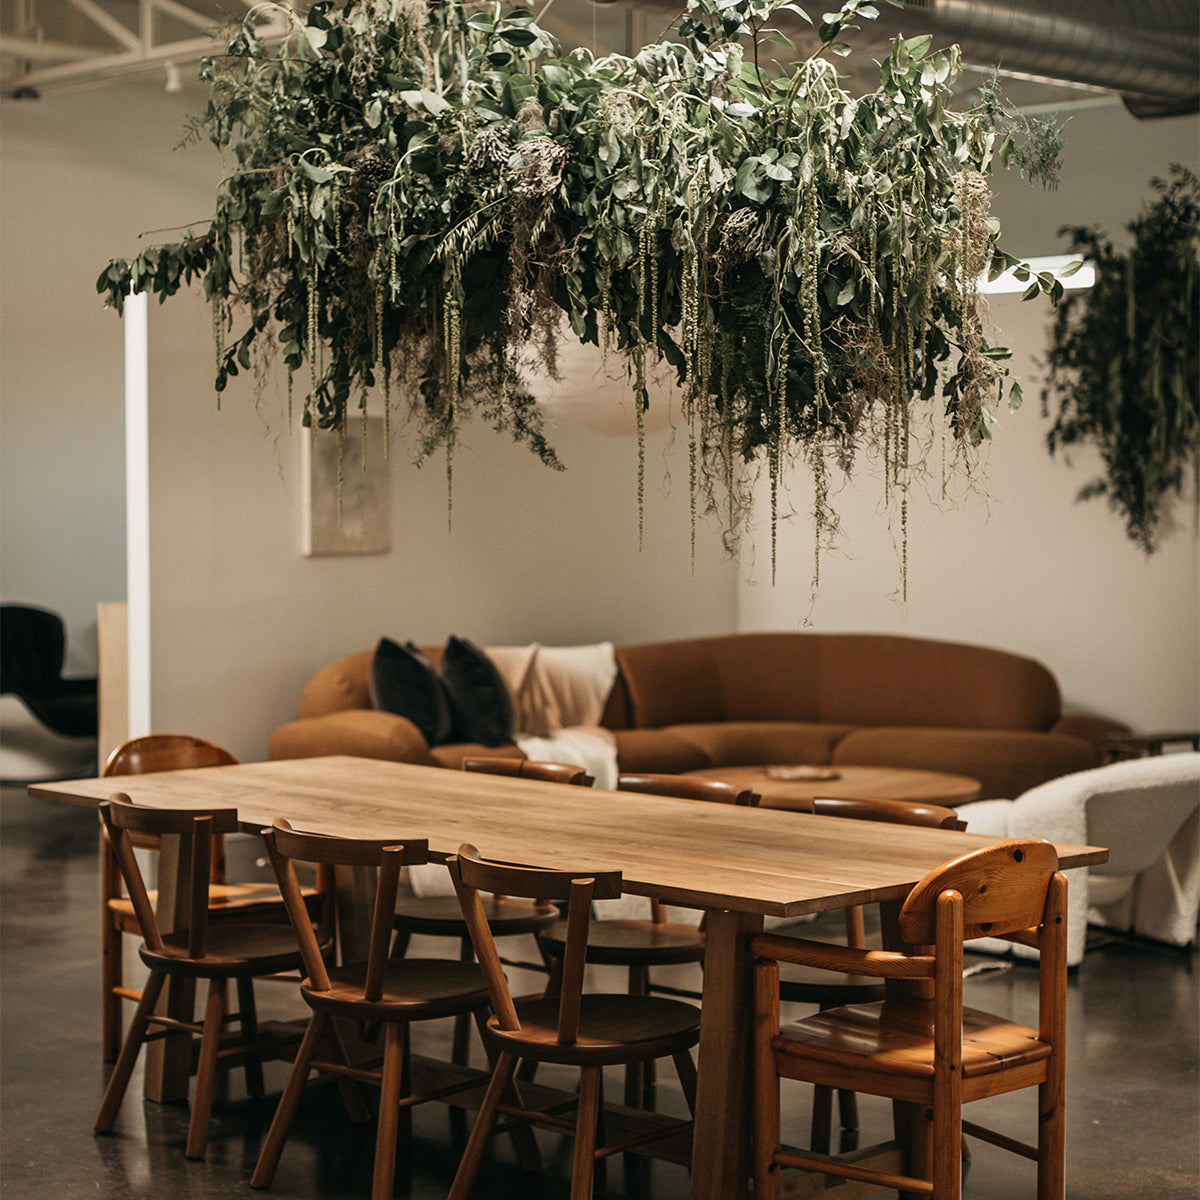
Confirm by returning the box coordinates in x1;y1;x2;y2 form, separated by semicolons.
616;632;1063;733
300;633;1065;736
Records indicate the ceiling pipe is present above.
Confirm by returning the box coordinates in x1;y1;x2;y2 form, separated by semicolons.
593;0;1200;116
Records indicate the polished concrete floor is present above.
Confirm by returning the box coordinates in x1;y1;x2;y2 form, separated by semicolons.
2;781;1197;1199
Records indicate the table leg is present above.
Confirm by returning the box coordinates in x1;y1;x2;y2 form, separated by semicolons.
689;908;762;1200
333;863;377;964
142;832;196;1103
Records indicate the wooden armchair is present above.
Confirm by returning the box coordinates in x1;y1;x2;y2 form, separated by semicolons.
787;795;968;1152
752;838;1067;1199
446;843;701;1200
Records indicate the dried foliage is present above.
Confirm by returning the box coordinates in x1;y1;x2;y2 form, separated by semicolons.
98;0;1066;583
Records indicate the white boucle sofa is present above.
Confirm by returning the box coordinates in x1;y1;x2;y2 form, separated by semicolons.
957;752;1200;966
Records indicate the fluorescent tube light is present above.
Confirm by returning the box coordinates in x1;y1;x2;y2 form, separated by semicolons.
978;253;1095;294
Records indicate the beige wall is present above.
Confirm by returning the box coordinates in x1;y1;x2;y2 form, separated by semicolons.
145;290;737;758
2;80;1197;758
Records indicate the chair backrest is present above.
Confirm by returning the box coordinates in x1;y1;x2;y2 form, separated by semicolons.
812;795;967;830
463;757;594;787
899;838;1060;946
617;773;761;807
103;734;238;777
262;820;429;1000
450;844;622;1044
99;792;241;958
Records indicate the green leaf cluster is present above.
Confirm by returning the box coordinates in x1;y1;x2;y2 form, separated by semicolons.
1042;165;1200;553
96;0;1064;573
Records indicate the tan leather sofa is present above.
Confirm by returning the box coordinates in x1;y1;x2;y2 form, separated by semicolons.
267;632;1128;800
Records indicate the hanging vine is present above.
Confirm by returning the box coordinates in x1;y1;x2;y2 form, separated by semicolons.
97;0;1067;582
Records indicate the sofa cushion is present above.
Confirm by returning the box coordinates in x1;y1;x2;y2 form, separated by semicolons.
438;636;515;747
267;709;440;766
832;727;1100;802
612;728;712;774
369;638;453;746
665;721;856;769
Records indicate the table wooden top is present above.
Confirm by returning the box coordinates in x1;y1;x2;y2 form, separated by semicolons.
685;763;983;809
31;756;1106;919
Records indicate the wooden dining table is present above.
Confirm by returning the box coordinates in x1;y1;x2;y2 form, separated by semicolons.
32;755;1107;1200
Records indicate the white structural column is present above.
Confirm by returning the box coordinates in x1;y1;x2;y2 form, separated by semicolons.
124;290;152;739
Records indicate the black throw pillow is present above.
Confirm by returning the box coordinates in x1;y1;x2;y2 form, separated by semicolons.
369;637;453;746
438;635;516;747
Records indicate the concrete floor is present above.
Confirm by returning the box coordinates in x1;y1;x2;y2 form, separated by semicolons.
1;781;1197;1199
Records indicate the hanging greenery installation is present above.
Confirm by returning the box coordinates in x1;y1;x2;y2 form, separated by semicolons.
1042;165;1199;553
97;0;1067;580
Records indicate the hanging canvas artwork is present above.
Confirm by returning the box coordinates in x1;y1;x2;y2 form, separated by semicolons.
301;418;391;555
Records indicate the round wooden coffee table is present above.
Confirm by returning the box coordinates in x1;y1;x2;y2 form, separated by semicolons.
683;764;982;811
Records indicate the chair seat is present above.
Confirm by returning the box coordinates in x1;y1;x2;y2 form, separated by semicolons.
394;894;559;938
538;917;706;966
775;1000;1053;1082
301;958;489;1022
139;922;311;979
486;994;702;1066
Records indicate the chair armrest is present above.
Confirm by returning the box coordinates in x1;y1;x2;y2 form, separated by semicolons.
751;932;932;979
268;709;439;766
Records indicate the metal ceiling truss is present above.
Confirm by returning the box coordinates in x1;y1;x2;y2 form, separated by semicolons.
1;0;295;95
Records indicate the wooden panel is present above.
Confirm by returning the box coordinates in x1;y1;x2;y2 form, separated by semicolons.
96;601;128;767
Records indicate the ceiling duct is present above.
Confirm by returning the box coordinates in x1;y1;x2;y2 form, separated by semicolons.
598;0;1200;117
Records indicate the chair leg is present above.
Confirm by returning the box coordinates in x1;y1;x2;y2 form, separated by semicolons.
810;1084;833;1155
236;977;265;1099
95;971;166;1133
100;917;126;1063
1037;1077;1066;1198
372;1023;406;1200
672;1049;698;1117
471;1011;541;1174
447;1051;519;1200
185;978;227;1159
100;835;127;1063
571;1065;602;1200
837;1088;859;1141
625;965;652;1107
251;1012;326;1188
451;937;475;1066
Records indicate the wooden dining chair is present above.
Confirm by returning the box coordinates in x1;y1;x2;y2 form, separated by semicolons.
95;794;317;1160
535;772;759;1106
389;758;593;1065
752;838;1067;1200
446;843;702;1200
252;820;498;1200
99;734;326;1062
786;795;968;1154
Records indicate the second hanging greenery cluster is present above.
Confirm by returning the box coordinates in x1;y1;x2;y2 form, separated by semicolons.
98;0;1065;573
